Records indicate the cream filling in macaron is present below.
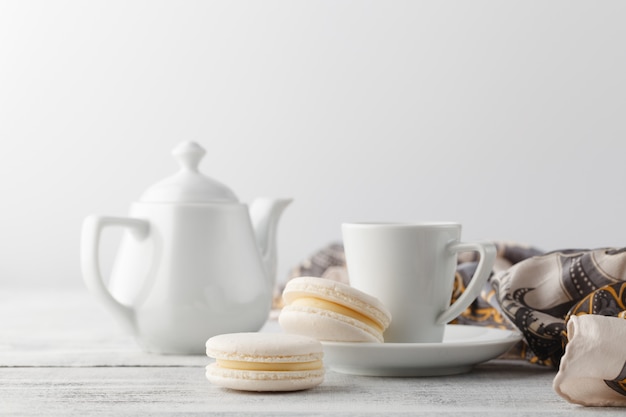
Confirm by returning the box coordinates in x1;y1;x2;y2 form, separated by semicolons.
290;297;383;333
216;359;323;372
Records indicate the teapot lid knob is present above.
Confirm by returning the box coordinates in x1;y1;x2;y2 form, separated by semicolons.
173;141;205;173
138;141;238;203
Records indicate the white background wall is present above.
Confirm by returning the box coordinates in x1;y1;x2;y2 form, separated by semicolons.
1;1;625;288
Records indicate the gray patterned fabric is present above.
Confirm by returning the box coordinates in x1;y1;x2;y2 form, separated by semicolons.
491;248;626;366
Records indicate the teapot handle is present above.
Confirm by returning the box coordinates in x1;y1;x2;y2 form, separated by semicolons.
81;215;149;334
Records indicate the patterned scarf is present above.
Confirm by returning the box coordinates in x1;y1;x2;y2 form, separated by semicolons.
281;242;626;367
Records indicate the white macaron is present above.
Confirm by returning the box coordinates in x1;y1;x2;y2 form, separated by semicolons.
205;332;324;392
279;277;392;343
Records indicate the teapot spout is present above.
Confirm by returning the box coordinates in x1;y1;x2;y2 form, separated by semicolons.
249;198;292;285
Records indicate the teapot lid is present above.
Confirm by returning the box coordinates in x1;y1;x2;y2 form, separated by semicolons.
139;141;238;203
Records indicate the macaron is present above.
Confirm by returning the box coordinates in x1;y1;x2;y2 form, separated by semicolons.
279;277;392;343
205;332;324;392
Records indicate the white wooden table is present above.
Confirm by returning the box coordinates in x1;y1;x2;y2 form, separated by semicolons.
1;289;622;416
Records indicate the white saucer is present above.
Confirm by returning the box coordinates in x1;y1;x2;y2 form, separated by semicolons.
321;325;523;377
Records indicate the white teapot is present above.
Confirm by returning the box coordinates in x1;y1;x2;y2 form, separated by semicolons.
81;141;291;354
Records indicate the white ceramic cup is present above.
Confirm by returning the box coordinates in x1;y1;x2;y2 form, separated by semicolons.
342;222;496;343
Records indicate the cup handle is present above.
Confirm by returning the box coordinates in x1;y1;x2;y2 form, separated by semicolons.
80;214;150;334
436;241;497;325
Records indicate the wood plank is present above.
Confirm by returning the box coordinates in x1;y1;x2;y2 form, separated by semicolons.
0;289;275;367
1;363;606;416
